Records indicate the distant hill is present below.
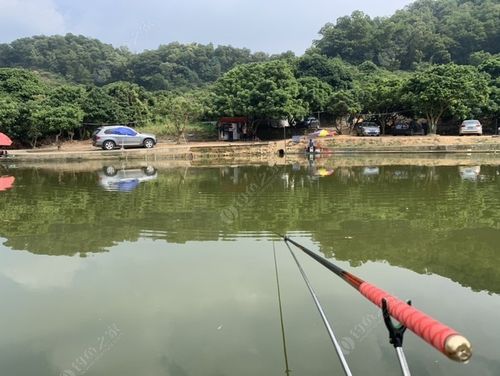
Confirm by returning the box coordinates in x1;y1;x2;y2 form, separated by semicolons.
0;34;131;85
0;34;270;90
314;0;499;69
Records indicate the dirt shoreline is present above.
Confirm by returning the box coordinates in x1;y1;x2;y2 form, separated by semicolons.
2;135;500;172
2;135;500;164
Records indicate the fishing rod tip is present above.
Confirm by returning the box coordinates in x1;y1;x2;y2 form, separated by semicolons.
272;231;287;240
444;335;472;363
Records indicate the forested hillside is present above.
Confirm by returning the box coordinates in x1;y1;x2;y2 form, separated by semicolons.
315;0;499;69
0;0;498;147
0;35;270;89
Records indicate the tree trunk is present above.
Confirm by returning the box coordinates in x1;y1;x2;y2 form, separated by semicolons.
427;109;444;135
350;116;363;135
252;120;260;140
55;130;62;150
174;120;184;144
426;116;436;134
334;118;343;135
30;136;38;149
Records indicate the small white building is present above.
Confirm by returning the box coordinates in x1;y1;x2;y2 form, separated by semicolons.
217;117;249;141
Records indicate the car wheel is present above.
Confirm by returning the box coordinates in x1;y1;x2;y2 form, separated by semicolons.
143;166;156;176
102;140;115;150
103;166;117;176
143;138;155;149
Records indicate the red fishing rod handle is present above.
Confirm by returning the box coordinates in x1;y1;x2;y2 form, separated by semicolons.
359;282;472;362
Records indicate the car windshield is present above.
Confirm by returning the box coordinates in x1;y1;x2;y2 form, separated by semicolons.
463;120;479;125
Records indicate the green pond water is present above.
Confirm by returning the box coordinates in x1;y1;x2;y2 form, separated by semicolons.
0;159;499;376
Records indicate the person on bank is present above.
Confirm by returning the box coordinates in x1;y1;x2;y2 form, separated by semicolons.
307;139;316;153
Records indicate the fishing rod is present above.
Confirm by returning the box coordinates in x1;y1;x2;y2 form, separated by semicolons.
275;233;472;366
283;240;353;376
272;242;292;376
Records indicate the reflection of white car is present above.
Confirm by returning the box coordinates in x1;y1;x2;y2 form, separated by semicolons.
459;166;480;181
363;167;380;176
393;170;409;180
98;166;157;191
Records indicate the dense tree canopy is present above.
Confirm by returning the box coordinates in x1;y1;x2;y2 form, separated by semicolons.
402;64;490;133
315;0;499;69
213;60;308;123
0;34;130;84
296;53;354;90
297;76;333;114
0;35;269;89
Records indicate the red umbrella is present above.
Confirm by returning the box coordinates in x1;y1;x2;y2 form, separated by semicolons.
0;132;13;146
0;176;15;191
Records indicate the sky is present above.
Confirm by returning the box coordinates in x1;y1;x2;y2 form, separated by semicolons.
0;0;414;55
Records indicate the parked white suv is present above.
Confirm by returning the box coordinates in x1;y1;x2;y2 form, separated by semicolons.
459;120;482;136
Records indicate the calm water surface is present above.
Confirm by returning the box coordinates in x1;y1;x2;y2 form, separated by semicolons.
0;160;499;376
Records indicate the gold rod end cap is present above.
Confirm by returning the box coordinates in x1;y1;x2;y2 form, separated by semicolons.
445;335;472;362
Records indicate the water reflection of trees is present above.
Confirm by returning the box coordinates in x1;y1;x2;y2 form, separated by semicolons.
0;164;499;293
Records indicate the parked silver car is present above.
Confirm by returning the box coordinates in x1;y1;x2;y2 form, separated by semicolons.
356;122;380;136
459;120;482;136
92;126;157;150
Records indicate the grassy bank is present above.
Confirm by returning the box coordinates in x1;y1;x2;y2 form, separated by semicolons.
137;122;218;141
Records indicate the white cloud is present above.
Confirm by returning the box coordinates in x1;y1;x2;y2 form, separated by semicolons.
0;0;66;42
0;0;414;53
0;252;84;289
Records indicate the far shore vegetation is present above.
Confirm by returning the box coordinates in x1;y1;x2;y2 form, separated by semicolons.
0;0;498;147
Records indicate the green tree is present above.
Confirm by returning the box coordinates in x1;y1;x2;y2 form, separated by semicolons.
357;70;408;134
0;68;45;100
46;85;85;106
157;94;204;143
297;77;333;115
0;69;46;145
29;101;84;146
477;54;500;122
296;53;354;90
213;60;308;130
81;86;121;125
402;64;490;133
0;95;21;137
327;90;361;129
315;11;377;64
104;82;152;124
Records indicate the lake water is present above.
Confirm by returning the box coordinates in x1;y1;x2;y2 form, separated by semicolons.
0;158;499;376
